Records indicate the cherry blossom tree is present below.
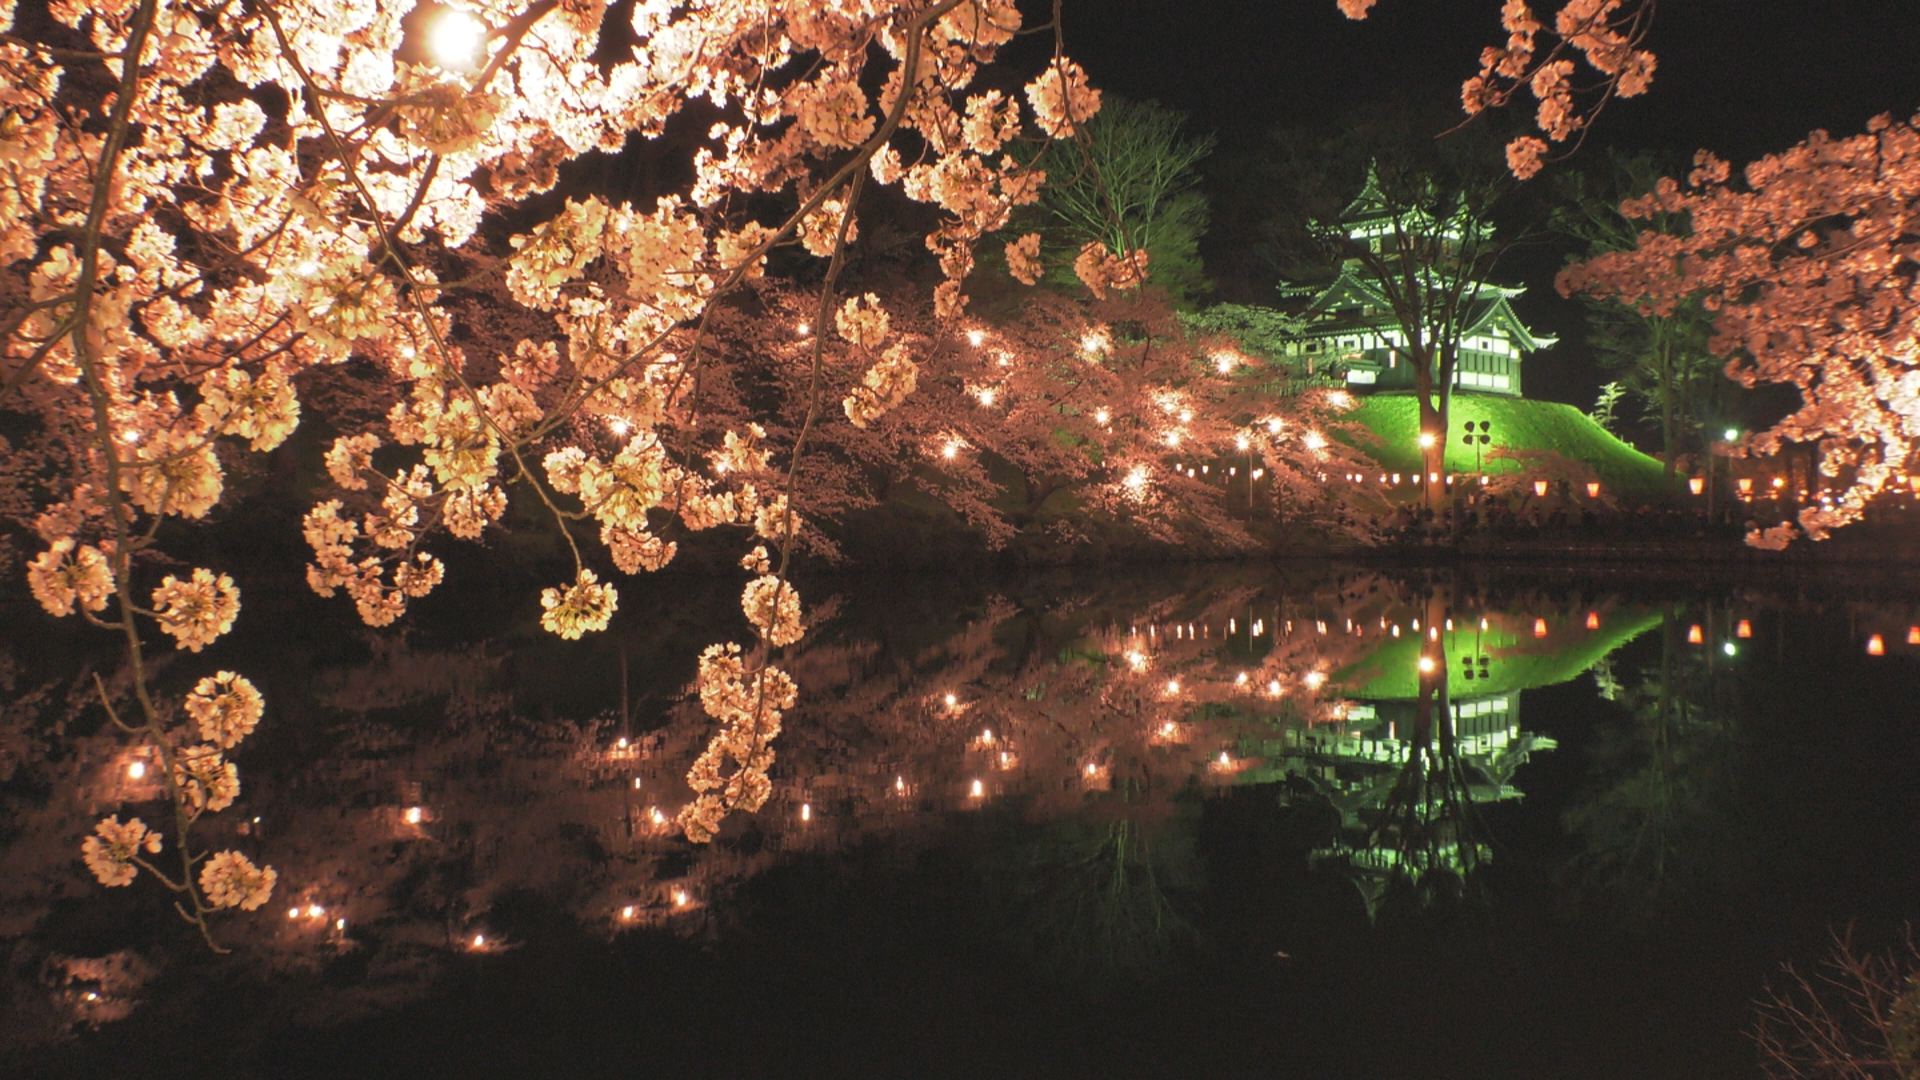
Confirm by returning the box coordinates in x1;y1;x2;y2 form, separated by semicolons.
1559;115;1920;547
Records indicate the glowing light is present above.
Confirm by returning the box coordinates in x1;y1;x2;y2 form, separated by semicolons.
288;908;300;920
1303;431;1327;451
1687;624;1704;645
1772;476;1786;489
1235;671;1248;686
1123;465;1150;496
1909;626;1920;646
968;778;985;798
1724;427;1739;442
1738;478;1754;495
941;441;960;460
1084;762;1099;777
621;905;637;921
1178;408;1193;424
1164;431;1182;448
895;776;907;794
404;806;423;825
975;387;996;407
1124;649;1148;672
980;728;994;745
294;259;319;278
672;889;690;908
1417;655;1435;675
1094;407;1111;426
1533;618;1548;638
1266;679;1282;697
800;802;812;823
1164;678;1181;695
1303;671;1326;691
1266;418;1283;435
648;806;666;826
1079;330;1109;355
1586;481;1601;498
1214;352;1236;373
336;918;347;931
1417;431;1436;450
632;777;643;790
125;760;146;780
1689;477;1705;496
796;321;811;337
1533;480;1549;497
942;692;958;709
1722;641;1738;657
608;417;631;437
307;903;325;919
1737;619;1753;639
1216;751;1232;768
426;9;488;70
966;328;985;347
1326;390;1353;409
1867;634;1886;657
85;991;100;1002
615;736;630;749
1159;720;1178;738
1586;611;1600;630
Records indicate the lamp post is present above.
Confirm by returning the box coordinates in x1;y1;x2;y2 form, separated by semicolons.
1462;420;1491;483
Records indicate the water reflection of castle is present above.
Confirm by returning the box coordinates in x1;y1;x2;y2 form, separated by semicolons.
1276;689;1557;884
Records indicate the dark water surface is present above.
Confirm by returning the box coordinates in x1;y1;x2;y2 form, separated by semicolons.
4;561;1919;1079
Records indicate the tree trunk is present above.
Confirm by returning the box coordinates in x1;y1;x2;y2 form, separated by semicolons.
1658;330;1678;480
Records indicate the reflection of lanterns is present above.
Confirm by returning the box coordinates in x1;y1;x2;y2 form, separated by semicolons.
968;779;985;799
800;803;812;823
1737;619;1753;639
1585;611;1600;630
1533;618;1548;638
1416;655;1435;675
1687;624;1704;645
471;933;486;949
1867;634;1886;657
1738;478;1753;495
1909;626;1920;646
1533;480;1549;498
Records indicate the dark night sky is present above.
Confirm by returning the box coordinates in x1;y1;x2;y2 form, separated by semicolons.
1017;0;1920;414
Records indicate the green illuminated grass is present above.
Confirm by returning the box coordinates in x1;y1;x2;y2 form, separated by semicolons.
1341;392;1677;499
1330;607;1666;700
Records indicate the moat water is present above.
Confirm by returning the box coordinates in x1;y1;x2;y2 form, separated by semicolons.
5;560;1918;1078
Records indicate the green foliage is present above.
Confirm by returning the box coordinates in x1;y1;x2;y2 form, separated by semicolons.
1178;303;1302;362
1021;97;1216;305
1590;380;1626;434
1554;152;1730;461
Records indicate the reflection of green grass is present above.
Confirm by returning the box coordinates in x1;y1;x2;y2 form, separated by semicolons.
1332;608;1665;700
1342;392;1676;499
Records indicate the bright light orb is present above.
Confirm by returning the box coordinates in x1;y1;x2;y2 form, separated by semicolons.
1235;434;1250;452
1094;407;1111;426
975;387;996;407
126;760;146;780
1417;431;1436;450
1303;431;1327;451
966;329;985;347
1122;465;1150;497
941;441;960;460
427;9;488;70
404;806;423;825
